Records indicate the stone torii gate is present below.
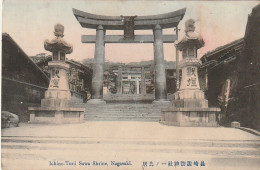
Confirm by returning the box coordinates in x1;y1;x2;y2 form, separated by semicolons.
73;8;186;104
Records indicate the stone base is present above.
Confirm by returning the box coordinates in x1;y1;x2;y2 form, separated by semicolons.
174;90;206;100
160;107;220;127
45;90;71;100
173;99;208;108
160;121;217;127
41;98;70;108
28;107;85;124
87;99;106;105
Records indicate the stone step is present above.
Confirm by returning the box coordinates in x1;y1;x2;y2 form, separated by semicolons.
84;107;163;109
80;104;170;108
85;107;163;111
85;113;161;116
85;113;160;115
81;103;165;121
84;116;161;121
3;137;260;170
85;114;160;117
2;143;259;157
2;136;260;156
2;136;260;148
86;119;160;122
2;122;260;169
84;117;161;121
85;111;161;114
85;115;160;118
85;110;160;113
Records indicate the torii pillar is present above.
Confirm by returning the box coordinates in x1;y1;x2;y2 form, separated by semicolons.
87;25;106;104
152;24;170;104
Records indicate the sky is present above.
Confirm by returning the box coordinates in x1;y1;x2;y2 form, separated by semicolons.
2;0;259;63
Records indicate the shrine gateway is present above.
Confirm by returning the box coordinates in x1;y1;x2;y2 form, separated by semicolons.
73;8;186;104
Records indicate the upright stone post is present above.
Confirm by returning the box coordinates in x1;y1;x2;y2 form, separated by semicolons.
175;27;180;90
141;67;146;95
136;80;140;94
117;66;122;94
153;24;170;104
88;25;106;104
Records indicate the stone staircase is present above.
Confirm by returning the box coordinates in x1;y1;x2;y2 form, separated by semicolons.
2;136;260;169
2;122;260;169
80;103;169;121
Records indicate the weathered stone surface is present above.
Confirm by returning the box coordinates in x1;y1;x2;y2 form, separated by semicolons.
28;24;85;124
160;110;218;127
90;25;106;101
173;98;208;108
82;35;178;43
104;94;154;102
87;99;106;105
116;66;122;94
231;121;240;128
29;110;84;124
161;19;220;127
141;67;146;95
153;24;168;102
73;8;186;30
44;24;73;54
41;98;70;108
76;10;186;103
174;90;206;100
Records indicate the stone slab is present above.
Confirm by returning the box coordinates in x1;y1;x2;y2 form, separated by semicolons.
87;99;106;105
28;106;85;124
160;120;217;127
162;107;220;112
231;121;241;128
104;94;154;102
29;110;84;124
173;98;208;108
41;98;70;108
28;107;85;112
152;100;171;106
160;109;219;127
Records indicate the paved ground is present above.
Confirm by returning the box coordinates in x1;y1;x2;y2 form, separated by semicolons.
2;122;260;170
2;122;260;140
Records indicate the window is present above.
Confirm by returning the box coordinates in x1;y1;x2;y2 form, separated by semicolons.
53;51;58;60
188;48;194;57
182;48;187;58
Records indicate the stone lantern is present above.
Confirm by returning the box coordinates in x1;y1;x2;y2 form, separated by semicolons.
160;19;220;127
43;24;72;107
28;24;85;124
174;19;206;107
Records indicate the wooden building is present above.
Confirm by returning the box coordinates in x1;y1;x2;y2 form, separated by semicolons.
2;33;49;121
199;4;260;130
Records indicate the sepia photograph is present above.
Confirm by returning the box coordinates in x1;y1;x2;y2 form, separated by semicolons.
1;0;260;169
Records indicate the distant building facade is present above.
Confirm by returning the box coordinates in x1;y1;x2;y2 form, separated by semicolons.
105;64;179;96
111;66;152;95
